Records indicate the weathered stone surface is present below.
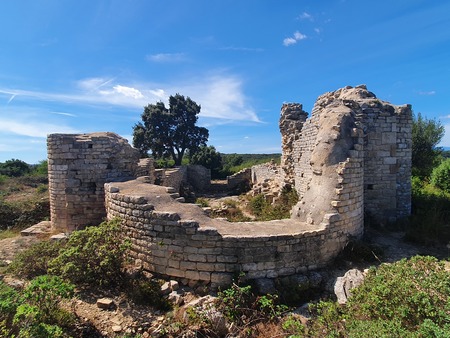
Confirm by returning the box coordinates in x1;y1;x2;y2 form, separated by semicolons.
96;298;115;310
168;291;184;306
111;325;122;333
334;269;365;304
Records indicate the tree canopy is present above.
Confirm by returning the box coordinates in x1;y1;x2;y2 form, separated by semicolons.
0;159;30;177
190;145;223;178
132;94;209;166
412;112;445;178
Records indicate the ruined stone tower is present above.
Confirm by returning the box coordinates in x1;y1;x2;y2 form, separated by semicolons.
280;85;412;225
47;133;139;232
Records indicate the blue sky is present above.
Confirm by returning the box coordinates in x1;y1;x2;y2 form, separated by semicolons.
1;0;449;164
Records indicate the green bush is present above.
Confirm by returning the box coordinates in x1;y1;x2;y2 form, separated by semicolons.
48;218;130;287
431;158;450;193
0;159;30;177
247;186;298;221
306;256;450;337
217;283;287;330
0;276;75;338
0;198;50;231
8;240;62;279
407;180;450;245
125;277;171;310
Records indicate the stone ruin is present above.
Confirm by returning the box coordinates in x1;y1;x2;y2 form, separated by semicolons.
47;85;412;288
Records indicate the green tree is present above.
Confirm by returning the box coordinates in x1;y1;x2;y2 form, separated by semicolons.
133;94;209;166
32;160;48;176
430;158;450;193
0;159;30;177
190;145;223;178
412;113;445;178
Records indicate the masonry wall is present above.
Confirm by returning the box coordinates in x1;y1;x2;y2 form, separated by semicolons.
279;103;308;185
104;181;350;288
227;168;251;190
283;85;411;226
47;133;139;232
187;165;211;192
361;103;412;221
136;158;155;180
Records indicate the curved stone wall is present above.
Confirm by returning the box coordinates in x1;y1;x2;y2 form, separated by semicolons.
105;179;354;287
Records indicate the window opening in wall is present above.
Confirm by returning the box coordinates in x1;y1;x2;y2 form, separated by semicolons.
88;144;93;148
366;184;374;190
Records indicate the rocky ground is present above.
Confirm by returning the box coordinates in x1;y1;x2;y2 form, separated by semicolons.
1;224;447;337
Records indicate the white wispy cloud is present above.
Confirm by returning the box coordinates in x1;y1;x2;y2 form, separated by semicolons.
418;90;436;96
51;111;77;117
220;46;264;52
0;74;260;123
283;31;307;46
146;53;186;62
112;85;144;99
294;31;307;40
298;12;313;21
283;37;297;46
0;117;78;138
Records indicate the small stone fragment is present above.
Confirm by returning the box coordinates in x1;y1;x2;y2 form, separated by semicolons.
96;298;114;309
160;282;171;295
112;325;122;333
169;280;179;291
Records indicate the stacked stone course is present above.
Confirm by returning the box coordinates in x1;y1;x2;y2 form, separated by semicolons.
104;180;346;288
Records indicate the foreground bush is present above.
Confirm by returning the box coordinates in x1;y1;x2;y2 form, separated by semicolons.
48;218;130;287
0;275;75;338
306;256;450;337
8;240;62;279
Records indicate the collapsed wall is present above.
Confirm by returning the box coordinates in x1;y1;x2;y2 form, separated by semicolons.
47;85;412;286
47;133;139;232
282;85;412;225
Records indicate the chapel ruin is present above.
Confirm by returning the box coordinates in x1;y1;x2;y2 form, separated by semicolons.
47;85;412;287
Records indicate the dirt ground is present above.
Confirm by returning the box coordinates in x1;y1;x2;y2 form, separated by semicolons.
0;219;448;337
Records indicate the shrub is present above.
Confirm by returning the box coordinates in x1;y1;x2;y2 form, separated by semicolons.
195;197;210;207
48;218;130;287
306;256;450;337
0;198;50;231
125;277;171;310
247;186;298;221
0;276;75;338
0;159;30;177
407;180;450;245
20;275;75;324
8;240;62;279
217;283;287;332
431;158;450;193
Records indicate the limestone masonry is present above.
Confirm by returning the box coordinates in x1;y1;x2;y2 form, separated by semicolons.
47;85;412;287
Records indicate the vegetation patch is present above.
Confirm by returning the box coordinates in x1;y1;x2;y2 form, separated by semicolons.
305;256;450;337
246;185;298;221
0;275;75;338
48;218;130;287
